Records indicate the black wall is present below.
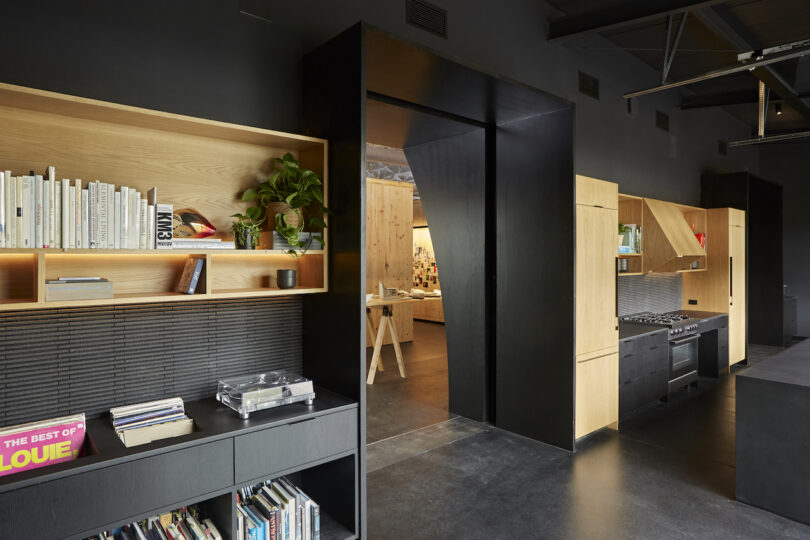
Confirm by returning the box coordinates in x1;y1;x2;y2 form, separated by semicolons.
495;110;576;449
405;130;488;421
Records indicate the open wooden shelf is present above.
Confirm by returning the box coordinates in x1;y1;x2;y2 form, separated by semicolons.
0;82;328;311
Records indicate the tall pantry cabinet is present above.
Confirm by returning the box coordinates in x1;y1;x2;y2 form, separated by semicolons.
683;208;747;365
575;175;619;439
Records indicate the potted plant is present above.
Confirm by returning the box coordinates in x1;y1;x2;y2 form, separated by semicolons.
231;206;263;250
241;152;328;256
618;223;630;249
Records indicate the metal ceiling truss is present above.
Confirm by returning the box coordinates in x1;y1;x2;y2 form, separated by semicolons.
662;12;688;84
547;0;726;40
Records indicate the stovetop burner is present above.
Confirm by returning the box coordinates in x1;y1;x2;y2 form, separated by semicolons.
620;311;700;338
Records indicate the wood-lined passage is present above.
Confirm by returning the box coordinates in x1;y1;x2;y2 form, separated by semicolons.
575;352;619;439
0;253;37;301
575;175;618;209
366;178;413;346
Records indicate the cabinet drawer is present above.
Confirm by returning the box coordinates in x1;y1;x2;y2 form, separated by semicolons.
0;439;233;540
235;409;357;484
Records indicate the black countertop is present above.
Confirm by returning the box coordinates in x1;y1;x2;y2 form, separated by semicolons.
678;310;728;321
738;338;810;387
619;324;666;340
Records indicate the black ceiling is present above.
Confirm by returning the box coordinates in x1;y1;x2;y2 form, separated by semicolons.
547;0;810;136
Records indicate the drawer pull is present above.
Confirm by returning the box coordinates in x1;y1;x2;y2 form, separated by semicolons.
649;346;658;350
289;417;318;427
623;354;634;359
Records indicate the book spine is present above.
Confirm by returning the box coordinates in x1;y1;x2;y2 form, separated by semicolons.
15;177;22;248
68;186;76;249
21;177;31;248
8;176;16;248
43;179;50;247
81;189;89;250
107;184;115;248
155;204;173;249
120;186;129;249
54;181;61;248
99;182;108;249
35;174;43;248
88;181;96;248
139;198;147;249
188;257;204;294
74;180;82;249
130;191;140;249
48;166;55;247
147;205;155;249
0;171;5;248
61;180;70;249
114;192;121;249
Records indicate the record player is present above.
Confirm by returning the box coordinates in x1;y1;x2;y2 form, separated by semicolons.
216;372;315;419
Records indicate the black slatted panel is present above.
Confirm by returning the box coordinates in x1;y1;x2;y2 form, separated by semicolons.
0;297;302;427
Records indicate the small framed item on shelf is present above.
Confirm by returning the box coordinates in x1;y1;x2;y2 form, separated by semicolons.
217;372;315;419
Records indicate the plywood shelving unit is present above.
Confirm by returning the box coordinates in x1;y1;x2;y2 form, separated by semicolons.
618;193;644;276
0;83;328;310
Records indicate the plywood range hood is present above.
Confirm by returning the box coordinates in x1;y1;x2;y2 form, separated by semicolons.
643;198;706;273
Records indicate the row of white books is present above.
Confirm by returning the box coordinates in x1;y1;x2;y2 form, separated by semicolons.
0;167;173;250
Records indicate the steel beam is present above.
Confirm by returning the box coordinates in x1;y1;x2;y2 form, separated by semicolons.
693;6;810;121
548;0;727;40
729;130;810;147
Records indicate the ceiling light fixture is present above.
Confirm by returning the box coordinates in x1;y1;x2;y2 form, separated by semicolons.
776;103;783;115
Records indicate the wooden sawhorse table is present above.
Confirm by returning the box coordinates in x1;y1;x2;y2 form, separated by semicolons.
366;296;442;385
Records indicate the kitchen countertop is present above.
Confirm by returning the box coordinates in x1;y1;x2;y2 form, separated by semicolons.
619;324;667;340
678;310;727;321
738;338;810;387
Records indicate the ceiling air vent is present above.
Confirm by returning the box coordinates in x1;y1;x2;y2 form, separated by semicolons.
578;71;600;100
718;140;728;156
406;0;448;38
656;110;670;132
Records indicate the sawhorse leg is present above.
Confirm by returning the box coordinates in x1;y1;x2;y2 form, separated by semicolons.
366;308;383;372
366;305;407;384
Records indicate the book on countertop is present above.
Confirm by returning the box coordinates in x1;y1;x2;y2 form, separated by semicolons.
0;413;85;477
45;280;113;302
177;256;205;294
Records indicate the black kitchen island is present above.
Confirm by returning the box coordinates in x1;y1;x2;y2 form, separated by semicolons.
737;338;810;525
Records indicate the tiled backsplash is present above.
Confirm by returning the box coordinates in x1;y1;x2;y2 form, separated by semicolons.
618;273;682;315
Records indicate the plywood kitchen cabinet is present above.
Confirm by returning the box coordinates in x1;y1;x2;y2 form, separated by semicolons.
575;352;619;439
366;177;413;346
642;198;706;273
682;208;746;366
575;175;619;438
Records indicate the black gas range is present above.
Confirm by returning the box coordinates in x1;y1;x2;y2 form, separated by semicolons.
621;311;701;393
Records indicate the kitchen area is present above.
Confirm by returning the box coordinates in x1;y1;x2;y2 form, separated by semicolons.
575;175;746;440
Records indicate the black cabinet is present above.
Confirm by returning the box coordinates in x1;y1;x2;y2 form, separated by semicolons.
619;330;668;420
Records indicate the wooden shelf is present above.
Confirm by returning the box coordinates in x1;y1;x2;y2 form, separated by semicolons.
0;82;328;310
618;253;642;257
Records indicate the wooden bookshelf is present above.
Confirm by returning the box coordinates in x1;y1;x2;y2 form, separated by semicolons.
0;82;328;309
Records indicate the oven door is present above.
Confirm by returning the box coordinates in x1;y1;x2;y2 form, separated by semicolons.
669;333;700;381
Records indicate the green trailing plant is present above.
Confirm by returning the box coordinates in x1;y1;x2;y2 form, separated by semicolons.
241;152;329;256
231;206;263;249
618;223;631;234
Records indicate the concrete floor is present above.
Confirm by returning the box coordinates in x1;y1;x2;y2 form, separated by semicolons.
366;330;810;539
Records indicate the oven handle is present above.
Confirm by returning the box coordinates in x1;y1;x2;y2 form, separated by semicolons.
670;334;701;345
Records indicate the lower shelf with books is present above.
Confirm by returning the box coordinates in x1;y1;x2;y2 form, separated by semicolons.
0;250;327;310
0;390;359;540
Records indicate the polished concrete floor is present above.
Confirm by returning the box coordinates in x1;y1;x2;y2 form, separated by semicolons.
366;333;810;539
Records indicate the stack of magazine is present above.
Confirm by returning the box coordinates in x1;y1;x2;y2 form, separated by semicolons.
110;398;193;448
237;477;320;540
83;504;223;540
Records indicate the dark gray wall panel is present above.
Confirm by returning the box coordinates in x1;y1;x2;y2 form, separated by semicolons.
0;298;302;427
405;129;488;421
495;109;575;450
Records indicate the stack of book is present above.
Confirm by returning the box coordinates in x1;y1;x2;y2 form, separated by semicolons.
83;504;223;540
110;398;193;448
172;238;235;250
236;477;320;540
0;413;86;477
45;276;113;301
0;166;176;250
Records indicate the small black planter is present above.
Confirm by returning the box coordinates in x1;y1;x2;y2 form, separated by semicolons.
234;227;258;250
277;269;297;289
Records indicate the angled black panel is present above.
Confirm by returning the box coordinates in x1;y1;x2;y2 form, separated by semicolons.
495;108;575;450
